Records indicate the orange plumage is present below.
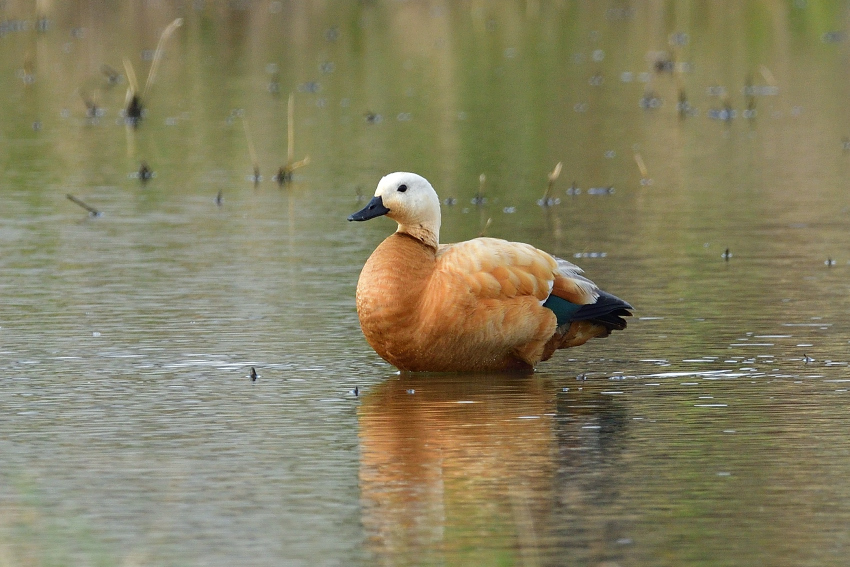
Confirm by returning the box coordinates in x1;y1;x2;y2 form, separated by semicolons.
349;172;631;372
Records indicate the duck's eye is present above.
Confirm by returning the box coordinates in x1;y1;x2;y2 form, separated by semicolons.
397;184;408;193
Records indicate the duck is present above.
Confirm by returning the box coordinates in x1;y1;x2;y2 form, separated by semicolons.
348;172;632;372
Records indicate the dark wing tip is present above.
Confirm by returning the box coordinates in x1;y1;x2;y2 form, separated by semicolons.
570;290;633;332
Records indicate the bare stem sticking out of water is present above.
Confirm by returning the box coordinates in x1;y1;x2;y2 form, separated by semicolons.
634;152;649;178
543;162;562;200
472;173;486;205
241;116;260;185
478;217;492;237
66;194;101;217
759;65;777;87
143;18;183;100
276;93;311;185
288;92;295;164
122;57;141;124
122;18;183;127
122;57;139;96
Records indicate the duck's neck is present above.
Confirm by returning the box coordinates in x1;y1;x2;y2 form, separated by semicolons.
396;223;439;250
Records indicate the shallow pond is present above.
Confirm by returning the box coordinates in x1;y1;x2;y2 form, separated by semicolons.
1;1;850;565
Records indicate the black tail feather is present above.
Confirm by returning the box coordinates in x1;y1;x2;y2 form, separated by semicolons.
570;291;633;331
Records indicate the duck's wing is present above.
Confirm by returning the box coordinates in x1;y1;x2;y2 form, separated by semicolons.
547;255;632;331
435;238;597;305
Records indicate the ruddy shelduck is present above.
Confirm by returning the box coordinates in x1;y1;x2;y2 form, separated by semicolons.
348;172;632;372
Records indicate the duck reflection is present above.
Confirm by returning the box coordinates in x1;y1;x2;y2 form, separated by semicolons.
358;374;630;565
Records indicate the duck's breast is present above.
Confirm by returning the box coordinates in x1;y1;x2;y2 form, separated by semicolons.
355;234;437;368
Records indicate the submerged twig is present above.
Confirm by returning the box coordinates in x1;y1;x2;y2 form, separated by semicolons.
66;194;101;217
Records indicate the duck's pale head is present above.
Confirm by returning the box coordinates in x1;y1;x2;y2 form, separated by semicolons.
348;172;441;249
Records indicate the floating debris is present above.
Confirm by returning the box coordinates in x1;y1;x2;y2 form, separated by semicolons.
743;85;779;96
654;56;674;73
138;161;153;183
66;194;101;217
324;27;340;42
298;81;321;93
272;167;290;185
101;64;122;86
639;91;662;109
267;66;281;95
81;93;105;120
708;106;736;121
672;89;691;115
573;252;607;258
743;74;757;119
606;6;635;21
669;32;689;46
822;31;845;43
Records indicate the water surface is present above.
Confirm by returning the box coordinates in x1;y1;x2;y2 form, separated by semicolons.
1;1;850;565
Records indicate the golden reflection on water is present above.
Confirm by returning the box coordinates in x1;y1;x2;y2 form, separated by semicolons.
358;374;630;565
